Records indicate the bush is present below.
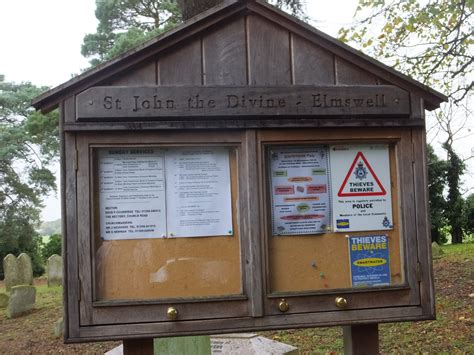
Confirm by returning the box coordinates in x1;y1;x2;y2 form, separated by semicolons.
41;234;62;261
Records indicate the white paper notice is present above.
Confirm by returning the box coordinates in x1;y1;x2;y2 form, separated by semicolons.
270;146;331;235
99;148;167;240
330;144;393;232
99;147;234;240
165;148;233;238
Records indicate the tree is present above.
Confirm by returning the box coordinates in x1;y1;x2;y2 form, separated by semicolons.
431;103;472;243
177;0;306;20
82;0;181;65
339;0;473;243
0;80;59;277
338;0;473;104
41;234;62;261
464;193;474;237
443;141;465;244
427;145;448;244
82;0;306;64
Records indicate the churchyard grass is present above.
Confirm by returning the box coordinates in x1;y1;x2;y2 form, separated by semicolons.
0;243;472;353
265;242;474;353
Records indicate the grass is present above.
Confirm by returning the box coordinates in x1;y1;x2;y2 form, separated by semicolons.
1;243;472;353
264;242;474;354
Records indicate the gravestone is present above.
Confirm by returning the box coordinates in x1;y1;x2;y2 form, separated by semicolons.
211;333;298;354
6;285;36;318
53;317;64;337
0;293;9;308
3;254;19;292
47;254;63;287
17;253;33;286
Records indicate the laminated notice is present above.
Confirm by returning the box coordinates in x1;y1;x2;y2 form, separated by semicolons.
270;146;331;235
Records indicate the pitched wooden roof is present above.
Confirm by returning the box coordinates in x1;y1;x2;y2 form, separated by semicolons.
32;0;447;113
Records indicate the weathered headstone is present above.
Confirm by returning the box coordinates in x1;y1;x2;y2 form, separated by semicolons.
0;293;9;308
3;254;19;292
6;285;36;318
17;253;33;285
211;333;298;354
431;242;444;259
47;254;63;287
53;317;64;337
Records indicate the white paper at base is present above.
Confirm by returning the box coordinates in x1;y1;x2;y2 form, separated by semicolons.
330;144;393;232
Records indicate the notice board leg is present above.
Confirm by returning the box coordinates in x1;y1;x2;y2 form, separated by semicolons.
343;323;379;355
123;338;154;355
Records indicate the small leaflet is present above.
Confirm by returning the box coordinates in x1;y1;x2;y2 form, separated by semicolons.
348;234;391;287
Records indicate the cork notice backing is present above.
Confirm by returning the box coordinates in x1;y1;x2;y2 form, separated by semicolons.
93;149;242;300
264;134;403;293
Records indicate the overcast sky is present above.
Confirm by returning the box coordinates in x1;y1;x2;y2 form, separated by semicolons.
0;0;360;221
0;0;358;87
1;1;471;221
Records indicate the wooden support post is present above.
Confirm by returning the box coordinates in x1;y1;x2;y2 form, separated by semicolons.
343;324;379;355
123;338;154;355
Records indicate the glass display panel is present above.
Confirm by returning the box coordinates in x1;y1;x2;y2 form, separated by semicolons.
93;146;242;301
267;143;404;293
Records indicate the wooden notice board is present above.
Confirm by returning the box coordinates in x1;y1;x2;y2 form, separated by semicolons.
259;129;404;294
92;147;242;300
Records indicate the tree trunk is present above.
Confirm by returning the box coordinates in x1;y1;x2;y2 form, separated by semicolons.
177;0;224;20
444;141;465;244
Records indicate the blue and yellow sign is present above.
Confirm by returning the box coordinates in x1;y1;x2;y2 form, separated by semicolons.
349;234;390;287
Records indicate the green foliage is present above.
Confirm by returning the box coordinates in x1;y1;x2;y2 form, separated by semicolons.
270;0;306;18
339;0;473;104
81;0;181;65
443;141;465;243
427;145;448;244
340;1;472;243
0;81;58;278
83;0;306;65
463;193;474;236
41;234;62;261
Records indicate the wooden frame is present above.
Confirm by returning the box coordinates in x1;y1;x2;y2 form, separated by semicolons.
73;130;258;326
257;128;418;316
61;125;434;342
34;0;442;343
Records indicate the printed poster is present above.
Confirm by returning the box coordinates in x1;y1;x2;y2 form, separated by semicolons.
349;234;391;287
270;146;331;235
98;147;232;240
165;147;233;238
99;148;167;240
330;144;393;232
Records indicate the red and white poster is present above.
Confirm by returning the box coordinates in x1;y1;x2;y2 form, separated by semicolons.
330;144;393;232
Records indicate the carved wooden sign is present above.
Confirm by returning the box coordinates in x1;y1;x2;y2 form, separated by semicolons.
76;86;410;120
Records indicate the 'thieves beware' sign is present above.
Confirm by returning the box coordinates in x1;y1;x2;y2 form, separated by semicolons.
348;234;391;287
330;144;393;232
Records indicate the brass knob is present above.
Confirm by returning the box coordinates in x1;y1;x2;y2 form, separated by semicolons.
167;306;178;320
278;299;289;313
335;297;348;309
